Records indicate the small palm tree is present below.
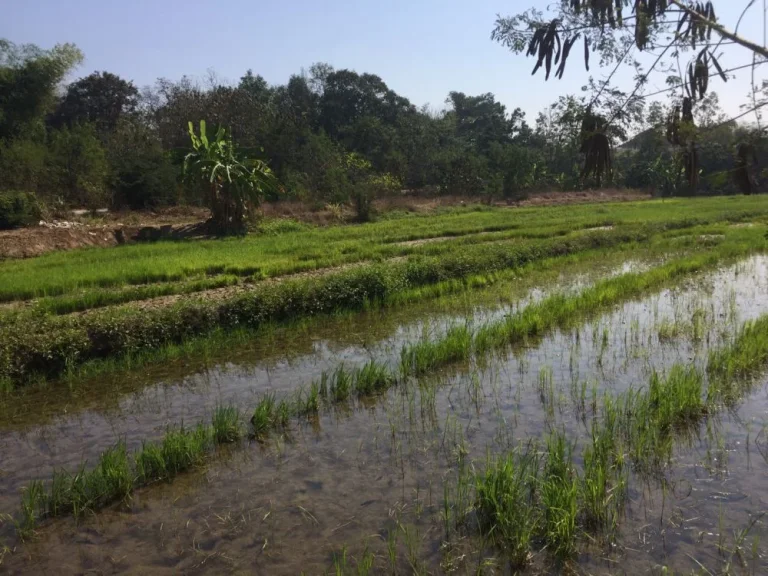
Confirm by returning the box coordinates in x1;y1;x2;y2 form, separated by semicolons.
183;120;275;235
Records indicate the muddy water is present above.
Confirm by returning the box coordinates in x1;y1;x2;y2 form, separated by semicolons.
2;255;768;573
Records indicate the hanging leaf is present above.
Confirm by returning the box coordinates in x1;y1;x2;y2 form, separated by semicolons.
584;35;590;70
527;28;543;56
709;51;727;82
707;2;716;40
555;34;580;79
688;62;696;100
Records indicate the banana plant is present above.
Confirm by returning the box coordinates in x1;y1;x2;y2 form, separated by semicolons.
183;120;275;235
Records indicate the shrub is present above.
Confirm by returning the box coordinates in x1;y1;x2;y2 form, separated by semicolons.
0;190;41;230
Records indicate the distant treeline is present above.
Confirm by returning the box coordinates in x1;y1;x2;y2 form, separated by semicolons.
0;40;764;224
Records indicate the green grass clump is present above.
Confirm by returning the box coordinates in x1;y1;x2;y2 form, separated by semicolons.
159;424;211;476
353;360;394;396
18;252;768;548
134;442;167;484
475;449;541;569
24;443;132;524
541;432;578;561
296;381;321;417
212;405;243;444
580;419;626;534
251;394;278;439
400;325;472;375
1;225;652;387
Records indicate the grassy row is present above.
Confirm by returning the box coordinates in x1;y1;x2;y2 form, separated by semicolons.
0;225;668;387
400;237;765;376
0;218;607;305
31;274;243;316
2;196;767;303
3;223;581;317
17;405;242;536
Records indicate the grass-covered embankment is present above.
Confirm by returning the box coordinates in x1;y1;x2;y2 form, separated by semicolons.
0;225;664;387
2;195;767;306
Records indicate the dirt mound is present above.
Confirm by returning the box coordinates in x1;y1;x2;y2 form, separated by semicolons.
0;207;211;259
0;226;118;259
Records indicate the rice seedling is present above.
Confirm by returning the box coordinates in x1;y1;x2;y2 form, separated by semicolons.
16;225;768;563
333;545;349;575
296;381;321;417
707;315;768;406
251;394;278;439
386;529;398;573
402;524;425;575
159;424;211;476
353;360;394;396
400;325;472;376
7;218;766;389
134;441;167;484
580;428;617;533
17;408;248;531
541;431;578;561
6;196;762;304
657;318;681;341
357;542;375;575
329;364;353;403
212;405;243;443
474;448;541;569
18;480;45;536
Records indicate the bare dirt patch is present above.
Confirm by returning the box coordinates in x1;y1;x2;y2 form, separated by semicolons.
259;189;651;225
0;226;118;259
513;189;649;207
0;207;210;260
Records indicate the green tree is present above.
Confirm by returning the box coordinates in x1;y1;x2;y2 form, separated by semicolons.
51;71;139;134
108;117;178;208
46;123;109;207
0;40;83;140
0;138;47;192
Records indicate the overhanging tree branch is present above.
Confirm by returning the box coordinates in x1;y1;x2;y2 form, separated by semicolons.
668;0;768;58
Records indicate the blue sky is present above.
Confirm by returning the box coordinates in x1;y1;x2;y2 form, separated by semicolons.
4;0;766;126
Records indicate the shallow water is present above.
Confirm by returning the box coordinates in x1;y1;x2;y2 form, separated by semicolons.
0;250;655;511
3;254;768;574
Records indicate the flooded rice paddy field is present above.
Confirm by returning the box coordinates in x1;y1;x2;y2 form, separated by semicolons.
3;250;768;573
